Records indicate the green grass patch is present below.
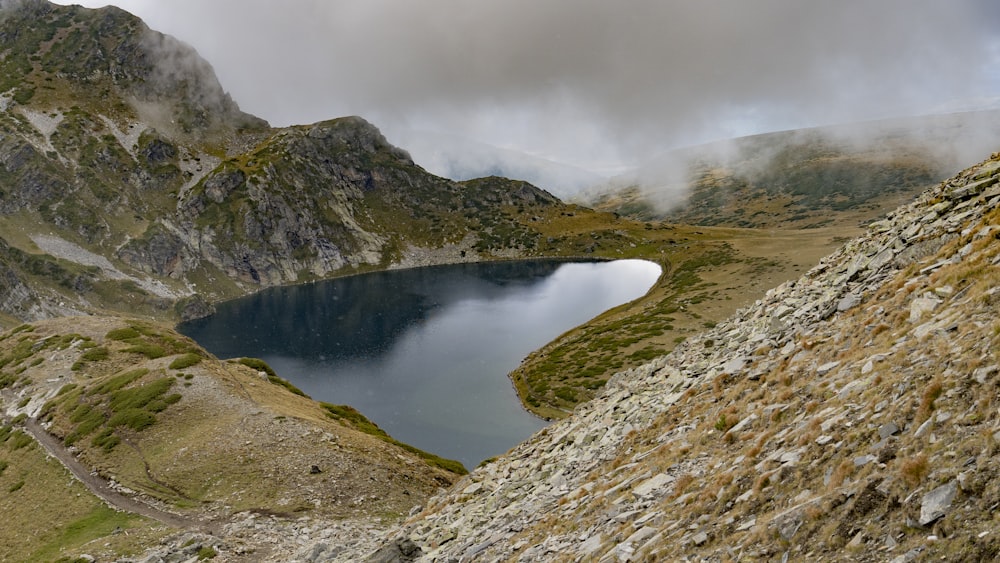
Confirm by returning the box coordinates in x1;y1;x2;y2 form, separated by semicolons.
168;353;203;370
62;370;180;451
108;377;174;411
65;406;103;446
8;324;34;336
72;346;109;371
123;343;166;359
322;402;467;474
25;505;140;563
80;347;109;362
107;409;156;432
90;368;149;395
7;430;32;451
105;327;141;341
322;403;388;438
237;358;307;397
236;357;275;377
91;428;120;452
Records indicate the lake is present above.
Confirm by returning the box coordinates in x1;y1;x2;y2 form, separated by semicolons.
177;259;661;469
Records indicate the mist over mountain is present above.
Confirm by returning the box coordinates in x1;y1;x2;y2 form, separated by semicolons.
54;0;1000;177
586;109;1000;228
388;129;607;198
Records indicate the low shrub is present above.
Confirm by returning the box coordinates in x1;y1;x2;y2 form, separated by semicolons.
108;409;156;432
168;353;203;370
91;428;120;452
8;430;32;450
80;347;109;362
105;327;141;341
238;358;307;397
123;343;166;359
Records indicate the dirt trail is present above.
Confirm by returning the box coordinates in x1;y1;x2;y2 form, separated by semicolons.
23;418;215;533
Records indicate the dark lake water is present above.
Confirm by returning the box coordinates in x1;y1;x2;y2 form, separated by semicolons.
178;259;661;468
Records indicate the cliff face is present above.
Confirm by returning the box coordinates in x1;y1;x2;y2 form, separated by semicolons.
0;1;562;323
353;154;1000;561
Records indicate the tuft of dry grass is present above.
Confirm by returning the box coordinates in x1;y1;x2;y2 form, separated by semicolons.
796;418;823;447
916;378;945;422
827;459;854;491
672;473;695;499
752;470;776;494
898;453;930;488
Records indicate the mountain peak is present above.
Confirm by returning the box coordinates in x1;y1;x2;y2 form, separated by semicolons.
306;116;413;163
0;0;267;136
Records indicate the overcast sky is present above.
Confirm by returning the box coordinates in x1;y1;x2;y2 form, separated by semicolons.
57;1;1000;174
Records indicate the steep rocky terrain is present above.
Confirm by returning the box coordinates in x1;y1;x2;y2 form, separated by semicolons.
348;153;1000;561
0;0;567;326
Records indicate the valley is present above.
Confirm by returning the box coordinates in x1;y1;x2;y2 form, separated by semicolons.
0;1;997;561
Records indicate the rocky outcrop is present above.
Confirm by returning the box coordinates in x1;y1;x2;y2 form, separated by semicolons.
340;154;1000;561
0;2;563;323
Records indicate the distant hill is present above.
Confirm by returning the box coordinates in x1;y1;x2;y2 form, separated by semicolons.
587;110;1000;229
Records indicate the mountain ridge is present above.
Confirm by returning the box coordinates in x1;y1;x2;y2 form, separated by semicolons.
0;0;578;326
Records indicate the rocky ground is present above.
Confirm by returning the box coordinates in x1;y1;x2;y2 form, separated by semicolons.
331;153;1000;562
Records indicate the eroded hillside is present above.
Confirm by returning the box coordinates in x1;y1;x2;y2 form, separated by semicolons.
353;153;1000;561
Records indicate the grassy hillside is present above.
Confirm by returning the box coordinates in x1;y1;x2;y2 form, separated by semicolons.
504;204;857;418
0;425;157;561
0;316;462;561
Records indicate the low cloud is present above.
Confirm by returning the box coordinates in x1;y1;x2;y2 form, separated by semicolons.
59;1;1000;174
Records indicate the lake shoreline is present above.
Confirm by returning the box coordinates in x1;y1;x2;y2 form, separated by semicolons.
178;259;661;468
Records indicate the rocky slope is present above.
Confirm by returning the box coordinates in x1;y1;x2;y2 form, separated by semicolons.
0;0;564;325
344;153;1000;561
